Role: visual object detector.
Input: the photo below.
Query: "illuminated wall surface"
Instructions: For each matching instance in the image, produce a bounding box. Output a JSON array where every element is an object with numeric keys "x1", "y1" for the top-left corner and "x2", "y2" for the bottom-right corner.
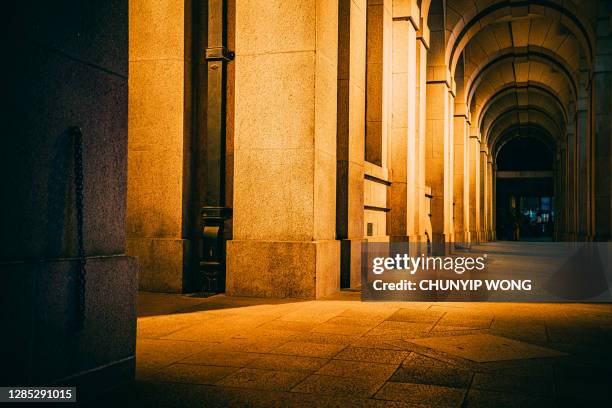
[{"x1": 2, "y1": 0, "x2": 612, "y2": 405}]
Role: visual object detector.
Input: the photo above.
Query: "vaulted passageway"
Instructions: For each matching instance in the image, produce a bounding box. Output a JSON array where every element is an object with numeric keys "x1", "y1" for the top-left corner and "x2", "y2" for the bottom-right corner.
[
  {"x1": 125, "y1": 0, "x2": 612, "y2": 297},
  {"x1": 6, "y1": 0, "x2": 612, "y2": 402}
]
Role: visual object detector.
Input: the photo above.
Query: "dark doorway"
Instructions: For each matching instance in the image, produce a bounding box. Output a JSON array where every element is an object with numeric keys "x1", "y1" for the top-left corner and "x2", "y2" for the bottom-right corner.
[{"x1": 495, "y1": 136, "x2": 555, "y2": 241}]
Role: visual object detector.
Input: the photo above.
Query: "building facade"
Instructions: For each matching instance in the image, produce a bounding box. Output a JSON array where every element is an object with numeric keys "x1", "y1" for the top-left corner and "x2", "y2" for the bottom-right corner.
[{"x1": 128, "y1": 0, "x2": 612, "y2": 298}]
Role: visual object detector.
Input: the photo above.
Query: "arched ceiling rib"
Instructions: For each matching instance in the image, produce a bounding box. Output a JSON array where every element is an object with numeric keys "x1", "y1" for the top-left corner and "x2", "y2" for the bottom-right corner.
[
  {"x1": 468, "y1": 58, "x2": 571, "y2": 111},
  {"x1": 444, "y1": 0, "x2": 595, "y2": 74},
  {"x1": 419, "y1": 0, "x2": 595, "y2": 155},
  {"x1": 460, "y1": 23, "x2": 580, "y2": 102},
  {"x1": 480, "y1": 88, "x2": 566, "y2": 136},
  {"x1": 462, "y1": 17, "x2": 581, "y2": 78},
  {"x1": 469, "y1": 58, "x2": 570, "y2": 131},
  {"x1": 486, "y1": 109, "x2": 560, "y2": 150}
]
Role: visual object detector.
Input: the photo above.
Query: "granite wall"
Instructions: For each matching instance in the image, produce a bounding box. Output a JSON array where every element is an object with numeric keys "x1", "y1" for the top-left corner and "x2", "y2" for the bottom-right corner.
[{"x1": 1, "y1": 0, "x2": 137, "y2": 397}]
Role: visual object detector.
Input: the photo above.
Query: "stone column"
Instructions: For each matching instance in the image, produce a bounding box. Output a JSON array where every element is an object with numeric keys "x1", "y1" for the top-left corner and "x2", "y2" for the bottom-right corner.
[
  {"x1": 593, "y1": 8, "x2": 612, "y2": 241},
  {"x1": 227, "y1": 0, "x2": 340, "y2": 299},
  {"x1": 337, "y1": 0, "x2": 366, "y2": 288},
  {"x1": 127, "y1": 0, "x2": 193, "y2": 292},
  {"x1": 447, "y1": 88, "x2": 455, "y2": 243},
  {"x1": 425, "y1": 78, "x2": 451, "y2": 250},
  {"x1": 479, "y1": 146, "x2": 488, "y2": 242},
  {"x1": 565, "y1": 127, "x2": 577, "y2": 240},
  {"x1": 3, "y1": 0, "x2": 137, "y2": 391},
  {"x1": 453, "y1": 113, "x2": 468, "y2": 243},
  {"x1": 366, "y1": 0, "x2": 392, "y2": 168},
  {"x1": 388, "y1": 1, "x2": 420, "y2": 247},
  {"x1": 468, "y1": 134, "x2": 481, "y2": 243},
  {"x1": 487, "y1": 158, "x2": 494, "y2": 241},
  {"x1": 424, "y1": 3, "x2": 452, "y2": 251},
  {"x1": 576, "y1": 95, "x2": 592, "y2": 241},
  {"x1": 416, "y1": 24, "x2": 430, "y2": 248},
  {"x1": 453, "y1": 55, "x2": 469, "y2": 245},
  {"x1": 556, "y1": 145, "x2": 566, "y2": 240},
  {"x1": 362, "y1": 0, "x2": 393, "y2": 241}
]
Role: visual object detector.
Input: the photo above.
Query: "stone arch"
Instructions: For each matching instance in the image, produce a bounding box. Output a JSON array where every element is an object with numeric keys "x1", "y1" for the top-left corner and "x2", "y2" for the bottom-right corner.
[
  {"x1": 464, "y1": 47, "x2": 579, "y2": 106},
  {"x1": 467, "y1": 59, "x2": 573, "y2": 121},
  {"x1": 446, "y1": 0, "x2": 595, "y2": 76},
  {"x1": 478, "y1": 85, "x2": 569, "y2": 133},
  {"x1": 487, "y1": 111, "x2": 561, "y2": 154},
  {"x1": 470, "y1": 77, "x2": 571, "y2": 131}
]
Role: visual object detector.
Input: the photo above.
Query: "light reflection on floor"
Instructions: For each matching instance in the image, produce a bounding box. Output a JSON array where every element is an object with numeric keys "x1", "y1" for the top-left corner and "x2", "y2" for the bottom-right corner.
[{"x1": 96, "y1": 242, "x2": 612, "y2": 407}]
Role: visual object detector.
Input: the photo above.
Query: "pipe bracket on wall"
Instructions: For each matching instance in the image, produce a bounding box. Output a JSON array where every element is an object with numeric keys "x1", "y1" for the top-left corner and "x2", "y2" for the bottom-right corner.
[{"x1": 205, "y1": 46, "x2": 234, "y2": 61}]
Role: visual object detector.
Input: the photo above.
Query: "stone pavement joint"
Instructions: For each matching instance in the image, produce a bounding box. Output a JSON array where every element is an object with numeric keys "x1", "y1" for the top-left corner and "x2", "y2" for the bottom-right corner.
[{"x1": 95, "y1": 284, "x2": 612, "y2": 406}]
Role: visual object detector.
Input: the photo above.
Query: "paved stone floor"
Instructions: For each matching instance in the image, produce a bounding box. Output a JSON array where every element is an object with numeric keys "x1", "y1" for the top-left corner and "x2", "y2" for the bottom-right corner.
[{"x1": 96, "y1": 243, "x2": 612, "y2": 407}]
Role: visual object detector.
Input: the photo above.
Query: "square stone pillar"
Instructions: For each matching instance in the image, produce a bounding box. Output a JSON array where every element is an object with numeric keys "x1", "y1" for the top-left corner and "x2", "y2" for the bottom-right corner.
[
  {"x1": 388, "y1": 2, "x2": 419, "y2": 246},
  {"x1": 565, "y1": 129, "x2": 577, "y2": 240},
  {"x1": 453, "y1": 113, "x2": 469, "y2": 243},
  {"x1": 337, "y1": 0, "x2": 366, "y2": 288},
  {"x1": 479, "y1": 148, "x2": 488, "y2": 241},
  {"x1": 363, "y1": 0, "x2": 392, "y2": 242},
  {"x1": 556, "y1": 146, "x2": 566, "y2": 240},
  {"x1": 446, "y1": 89, "x2": 455, "y2": 244},
  {"x1": 593, "y1": 63, "x2": 612, "y2": 240},
  {"x1": 487, "y1": 159, "x2": 494, "y2": 241},
  {"x1": 3, "y1": 0, "x2": 137, "y2": 393},
  {"x1": 416, "y1": 33, "x2": 429, "y2": 245},
  {"x1": 227, "y1": 0, "x2": 340, "y2": 299},
  {"x1": 127, "y1": 0, "x2": 193, "y2": 292},
  {"x1": 425, "y1": 78, "x2": 451, "y2": 249},
  {"x1": 576, "y1": 102, "x2": 592, "y2": 241},
  {"x1": 366, "y1": 0, "x2": 393, "y2": 168},
  {"x1": 468, "y1": 134, "x2": 481, "y2": 242},
  {"x1": 424, "y1": 3, "x2": 452, "y2": 251},
  {"x1": 592, "y1": 1, "x2": 612, "y2": 242}
]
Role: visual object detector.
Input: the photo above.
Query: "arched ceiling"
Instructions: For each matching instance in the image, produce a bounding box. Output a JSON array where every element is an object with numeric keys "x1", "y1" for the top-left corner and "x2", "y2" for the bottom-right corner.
[
  {"x1": 462, "y1": 19, "x2": 581, "y2": 103},
  {"x1": 463, "y1": 17, "x2": 581, "y2": 75},
  {"x1": 480, "y1": 87, "x2": 566, "y2": 135},
  {"x1": 487, "y1": 109, "x2": 560, "y2": 150},
  {"x1": 469, "y1": 59, "x2": 571, "y2": 125},
  {"x1": 445, "y1": 0, "x2": 595, "y2": 72},
  {"x1": 419, "y1": 0, "x2": 598, "y2": 155}
]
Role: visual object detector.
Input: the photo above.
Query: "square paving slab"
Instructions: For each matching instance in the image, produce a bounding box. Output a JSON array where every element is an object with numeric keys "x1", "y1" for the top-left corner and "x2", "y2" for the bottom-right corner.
[{"x1": 408, "y1": 334, "x2": 567, "y2": 362}]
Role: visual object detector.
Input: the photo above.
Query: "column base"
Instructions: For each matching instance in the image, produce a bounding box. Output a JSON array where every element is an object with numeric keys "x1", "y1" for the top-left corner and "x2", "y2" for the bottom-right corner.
[
  {"x1": 452, "y1": 231, "x2": 471, "y2": 249},
  {"x1": 0, "y1": 256, "x2": 138, "y2": 389},
  {"x1": 408, "y1": 235, "x2": 427, "y2": 256},
  {"x1": 469, "y1": 230, "x2": 480, "y2": 244},
  {"x1": 127, "y1": 237, "x2": 191, "y2": 293},
  {"x1": 227, "y1": 239, "x2": 340, "y2": 299},
  {"x1": 431, "y1": 233, "x2": 448, "y2": 255},
  {"x1": 462, "y1": 230, "x2": 472, "y2": 244},
  {"x1": 388, "y1": 235, "x2": 427, "y2": 257}
]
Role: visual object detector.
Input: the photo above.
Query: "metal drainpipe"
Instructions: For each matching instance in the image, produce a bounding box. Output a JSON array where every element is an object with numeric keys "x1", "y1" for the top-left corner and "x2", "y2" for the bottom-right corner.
[{"x1": 200, "y1": 0, "x2": 233, "y2": 292}]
